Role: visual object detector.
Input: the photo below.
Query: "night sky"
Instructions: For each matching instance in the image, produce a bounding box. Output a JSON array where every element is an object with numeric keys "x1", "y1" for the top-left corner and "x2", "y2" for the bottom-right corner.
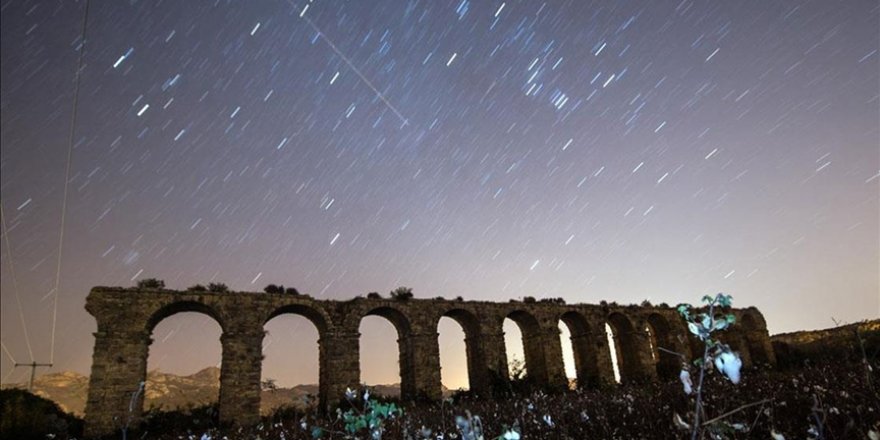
[{"x1": 1, "y1": 0, "x2": 878, "y2": 389}]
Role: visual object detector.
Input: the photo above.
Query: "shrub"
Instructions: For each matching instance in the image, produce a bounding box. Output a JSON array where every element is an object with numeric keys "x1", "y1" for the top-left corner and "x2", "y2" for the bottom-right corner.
[
  {"x1": 137, "y1": 403, "x2": 218, "y2": 437},
  {"x1": 0, "y1": 389, "x2": 83, "y2": 439},
  {"x1": 285, "y1": 287, "x2": 300, "y2": 295},
  {"x1": 186, "y1": 284, "x2": 207, "y2": 292},
  {"x1": 367, "y1": 292, "x2": 382, "y2": 299},
  {"x1": 523, "y1": 296, "x2": 536, "y2": 303},
  {"x1": 456, "y1": 296, "x2": 464, "y2": 301},
  {"x1": 264, "y1": 284, "x2": 282, "y2": 294},
  {"x1": 136, "y1": 278, "x2": 165, "y2": 289},
  {"x1": 207, "y1": 282, "x2": 229, "y2": 293},
  {"x1": 390, "y1": 286, "x2": 414, "y2": 301}
]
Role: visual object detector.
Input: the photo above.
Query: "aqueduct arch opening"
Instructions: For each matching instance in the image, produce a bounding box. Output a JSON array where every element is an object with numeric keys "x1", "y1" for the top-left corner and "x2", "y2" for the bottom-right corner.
[
  {"x1": 559, "y1": 311, "x2": 600, "y2": 388},
  {"x1": 606, "y1": 313, "x2": 652, "y2": 383},
  {"x1": 645, "y1": 313, "x2": 680, "y2": 380},
  {"x1": 440, "y1": 308, "x2": 484, "y2": 393},
  {"x1": 261, "y1": 305, "x2": 325, "y2": 412},
  {"x1": 83, "y1": 287, "x2": 775, "y2": 437},
  {"x1": 147, "y1": 311, "x2": 223, "y2": 412}
]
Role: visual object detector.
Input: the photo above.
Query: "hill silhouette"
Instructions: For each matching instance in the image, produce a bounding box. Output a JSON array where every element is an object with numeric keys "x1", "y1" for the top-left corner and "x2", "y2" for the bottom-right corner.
[{"x1": 1, "y1": 367, "x2": 451, "y2": 416}]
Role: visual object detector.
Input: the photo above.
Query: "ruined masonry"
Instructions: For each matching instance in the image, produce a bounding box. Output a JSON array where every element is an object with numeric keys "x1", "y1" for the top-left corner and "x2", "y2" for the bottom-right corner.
[{"x1": 83, "y1": 287, "x2": 775, "y2": 437}]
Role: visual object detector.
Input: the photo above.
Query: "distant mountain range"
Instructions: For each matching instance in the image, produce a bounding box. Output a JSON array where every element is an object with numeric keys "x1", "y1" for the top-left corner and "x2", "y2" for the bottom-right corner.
[{"x1": 1, "y1": 367, "x2": 443, "y2": 417}]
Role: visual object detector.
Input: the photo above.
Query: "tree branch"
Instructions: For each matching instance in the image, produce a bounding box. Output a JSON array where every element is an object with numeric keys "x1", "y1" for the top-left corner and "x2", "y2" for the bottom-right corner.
[{"x1": 702, "y1": 399, "x2": 773, "y2": 427}]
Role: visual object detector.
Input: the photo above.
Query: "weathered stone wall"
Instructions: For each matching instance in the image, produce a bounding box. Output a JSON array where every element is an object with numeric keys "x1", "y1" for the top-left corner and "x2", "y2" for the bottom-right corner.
[
  {"x1": 83, "y1": 287, "x2": 775, "y2": 437},
  {"x1": 771, "y1": 320, "x2": 879, "y2": 369}
]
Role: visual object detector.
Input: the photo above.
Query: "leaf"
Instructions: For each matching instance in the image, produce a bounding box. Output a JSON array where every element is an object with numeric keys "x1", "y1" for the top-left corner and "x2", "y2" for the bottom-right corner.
[
  {"x1": 702, "y1": 295, "x2": 714, "y2": 304},
  {"x1": 677, "y1": 304, "x2": 691, "y2": 318},
  {"x1": 701, "y1": 315, "x2": 712, "y2": 330},
  {"x1": 311, "y1": 427, "x2": 324, "y2": 439},
  {"x1": 714, "y1": 320, "x2": 728, "y2": 331},
  {"x1": 688, "y1": 322, "x2": 700, "y2": 336},
  {"x1": 726, "y1": 314, "x2": 736, "y2": 324}
]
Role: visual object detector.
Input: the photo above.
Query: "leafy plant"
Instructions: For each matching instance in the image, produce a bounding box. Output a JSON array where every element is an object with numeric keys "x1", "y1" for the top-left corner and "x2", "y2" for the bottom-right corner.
[
  {"x1": 187, "y1": 284, "x2": 207, "y2": 292},
  {"x1": 264, "y1": 284, "x2": 282, "y2": 294},
  {"x1": 136, "y1": 278, "x2": 165, "y2": 289},
  {"x1": 315, "y1": 388, "x2": 402, "y2": 439},
  {"x1": 285, "y1": 287, "x2": 300, "y2": 295},
  {"x1": 367, "y1": 292, "x2": 382, "y2": 299},
  {"x1": 676, "y1": 293, "x2": 743, "y2": 440}
]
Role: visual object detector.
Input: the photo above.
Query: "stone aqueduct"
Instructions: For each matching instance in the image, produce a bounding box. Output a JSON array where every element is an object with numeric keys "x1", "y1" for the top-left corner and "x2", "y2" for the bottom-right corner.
[{"x1": 83, "y1": 287, "x2": 776, "y2": 437}]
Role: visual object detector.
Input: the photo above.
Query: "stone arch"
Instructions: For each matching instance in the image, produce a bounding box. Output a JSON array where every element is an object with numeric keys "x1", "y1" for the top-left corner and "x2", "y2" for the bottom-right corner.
[
  {"x1": 146, "y1": 300, "x2": 227, "y2": 334},
  {"x1": 646, "y1": 313, "x2": 679, "y2": 379},
  {"x1": 606, "y1": 313, "x2": 648, "y2": 383},
  {"x1": 361, "y1": 306, "x2": 415, "y2": 398},
  {"x1": 440, "y1": 308, "x2": 486, "y2": 393},
  {"x1": 559, "y1": 311, "x2": 600, "y2": 388},
  {"x1": 265, "y1": 303, "x2": 330, "y2": 335},
  {"x1": 504, "y1": 310, "x2": 549, "y2": 383}
]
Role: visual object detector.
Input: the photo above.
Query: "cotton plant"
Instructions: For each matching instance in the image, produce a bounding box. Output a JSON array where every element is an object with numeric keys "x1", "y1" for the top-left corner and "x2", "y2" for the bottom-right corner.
[
  {"x1": 676, "y1": 293, "x2": 744, "y2": 440},
  {"x1": 455, "y1": 412, "x2": 485, "y2": 440},
  {"x1": 311, "y1": 387, "x2": 402, "y2": 439}
]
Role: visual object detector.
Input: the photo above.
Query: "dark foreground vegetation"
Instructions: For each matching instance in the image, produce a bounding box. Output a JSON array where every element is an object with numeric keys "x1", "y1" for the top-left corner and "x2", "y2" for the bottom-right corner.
[
  {"x1": 5, "y1": 358, "x2": 876, "y2": 440},
  {"x1": 0, "y1": 388, "x2": 83, "y2": 440}
]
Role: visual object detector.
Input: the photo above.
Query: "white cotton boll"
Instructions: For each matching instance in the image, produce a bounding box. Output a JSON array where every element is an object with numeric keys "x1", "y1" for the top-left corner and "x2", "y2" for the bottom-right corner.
[
  {"x1": 770, "y1": 429, "x2": 786, "y2": 440},
  {"x1": 673, "y1": 413, "x2": 691, "y2": 430},
  {"x1": 714, "y1": 350, "x2": 742, "y2": 384},
  {"x1": 679, "y1": 369, "x2": 693, "y2": 395},
  {"x1": 502, "y1": 429, "x2": 521, "y2": 440}
]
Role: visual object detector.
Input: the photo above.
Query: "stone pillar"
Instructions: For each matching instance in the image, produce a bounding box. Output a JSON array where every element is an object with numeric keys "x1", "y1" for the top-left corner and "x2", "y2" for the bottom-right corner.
[
  {"x1": 408, "y1": 332, "x2": 443, "y2": 400},
  {"x1": 319, "y1": 331, "x2": 360, "y2": 411},
  {"x1": 218, "y1": 330, "x2": 264, "y2": 427},
  {"x1": 590, "y1": 319, "x2": 617, "y2": 384},
  {"x1": 569, "y1": 332, "x2": 600, "y2": 388},
  {"x1": 532, "y1": 323, "x2": 568, "y2": 389},
  {"x1": 83, "y1": 329, "x2": 150, "y2": 438},
  {"x1": 398, "y1": 335, "x2": 416, "y2": 400},
  {"x1": 629, "y1": 326, "x2": 658, "y2": 382},
  {"x1": 744, "y1": 329, "x2": 776, "y2": 367},
  {"x1": 521, "y1": 331, "x2": 547, "y2": 383},
  {"x1": 464, "y1": 335, "x2": 490, "y2": 395},
  {"x1": 481, "y1": 328, "x2": 508, "y2": 382}
]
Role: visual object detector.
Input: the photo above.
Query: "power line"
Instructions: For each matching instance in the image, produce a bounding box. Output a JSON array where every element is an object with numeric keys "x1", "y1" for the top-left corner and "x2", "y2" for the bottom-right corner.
[
  {"x1": 50, "y1": 0, "x2": 90, "y2": 365},
  {"x1": 1, "y1": 339, "x2": 17, "y2": 365},
  {"x1": 0, "y1": 203, "x2": 35, "y2": 362}
]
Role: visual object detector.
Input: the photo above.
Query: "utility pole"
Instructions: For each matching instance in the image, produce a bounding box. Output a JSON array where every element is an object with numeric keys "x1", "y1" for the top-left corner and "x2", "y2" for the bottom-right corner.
[{"x1": 14, "y1": 361, "x2": 52, "y2": 391}]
